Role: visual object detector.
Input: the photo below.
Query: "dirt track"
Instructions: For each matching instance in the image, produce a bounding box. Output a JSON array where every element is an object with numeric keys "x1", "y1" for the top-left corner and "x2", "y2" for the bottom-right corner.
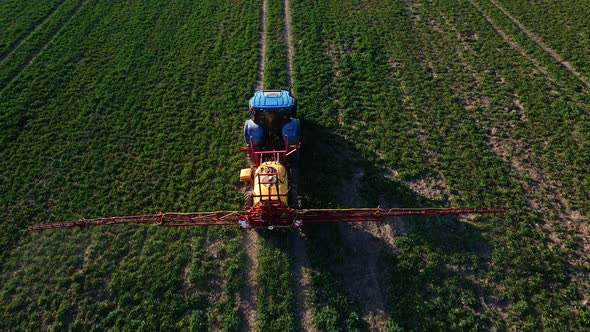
[{"x1": 239, "y1": 0, "x2": 269, "y2": 328}]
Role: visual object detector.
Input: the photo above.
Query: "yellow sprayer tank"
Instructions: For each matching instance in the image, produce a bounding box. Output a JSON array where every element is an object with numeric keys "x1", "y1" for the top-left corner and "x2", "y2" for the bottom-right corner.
[{"x1": 252, "y1": 161, "x2": 288, "y2": 206}]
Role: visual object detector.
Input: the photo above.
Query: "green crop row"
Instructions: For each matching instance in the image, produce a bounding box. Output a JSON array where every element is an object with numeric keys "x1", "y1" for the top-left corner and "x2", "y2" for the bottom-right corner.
[
  {"x1": 0, "y1": 0, "x2": 261, "y2": 330},
  {"x1": 415, "y1": 1, "x2": 590, "y2": 328},
  {"x1": 290, "y1": 0, "x2": 370, "y2": 330},
  {"x1": 255, "y1": 234, "x2": 297, "y2": 331},
  {"x1": 263, "y1": 0, "x2": 289, "y2": 89},
  {"x1": 0, "y1": 0, "x2": 64, "y2": 56},
  {"x1": 470, "y1": 0, "x2": 590, "y2": 216}
]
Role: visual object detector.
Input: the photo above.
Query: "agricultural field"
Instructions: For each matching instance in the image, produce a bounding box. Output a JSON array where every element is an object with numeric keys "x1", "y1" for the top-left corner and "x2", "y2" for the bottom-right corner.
[
  {"x1": 1, "y1": 0, "x2": 589, "y2": 331},
  {"x1": 1, "y1": 0, "x2": 259, "y2": 330}
]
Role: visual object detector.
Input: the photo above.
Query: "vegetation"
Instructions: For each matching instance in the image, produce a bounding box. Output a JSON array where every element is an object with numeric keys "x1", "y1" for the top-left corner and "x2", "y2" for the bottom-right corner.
[
  {"x1": 1, "y1": 0, "x2": 588, "y2": 330},
  {"x1": 256, "y1": 235, "x2": 296, "y2": 331},
  {"x1": 291, "y1": 0, "x2": 589, "y2": 330},
  {"x1": 0, "y1": 0, "x2": 259, "y2": 329},
  {"x1": 497, "y1": 0, "x2": 590, "y2": 79},
  {"x1": 0, "y1": 0, "x2": 86, "y2": 90},
  {"x1": 255, "y1": 1, "x2": 298, "y2": 331},
  {"x1": 0, "y1": 0, "x2": 64, "y2": 55},
  {"x1": 263, "y1": 0, "x2": 289, "y2": 89}
]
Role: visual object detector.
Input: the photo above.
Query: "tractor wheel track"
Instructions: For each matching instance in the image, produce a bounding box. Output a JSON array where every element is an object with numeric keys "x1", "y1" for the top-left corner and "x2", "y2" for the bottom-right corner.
[
  {"x1": 283, "y1": 0, "x2": 315, "y2": 330},
  {"x1": 256, "y1": 0, "x2": 268, "y2": 90},
  {"x1": 284, "y1": 0, "x2": 295, "y2": 87},
  {"x1": 239, "y1": 0, "x2": 268, "y2": 329},
  {"x1": 239, "y1": 230, "x2": 260, "y2": 331},
  {"x1": 0, "y1": 0, "x2": 67, "y2": 63}
]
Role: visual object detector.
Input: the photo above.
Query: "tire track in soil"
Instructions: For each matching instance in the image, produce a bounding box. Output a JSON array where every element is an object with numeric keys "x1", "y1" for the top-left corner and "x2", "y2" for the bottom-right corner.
[
  {"x1": 256, "y1": 0, "x2": 268, "y2": 90},
  {"x1": 239, "y1": 230, "x2": 259, "y2": 332},
  {"x1": 283, "y1": 0, "x2": 315, "y2": 330},
  {"x1": 291, "y1": 231, "x2": 315, "y2": 331},
  {"x1": 284, "y1": 0, "x2": 294, "y2": 87},
  {"x1": 0, "y1": 0, "x2": 67, "y2": 63},
  {"x1": 2, "y1": 0, "x2": 89, "y2": 91},
  {"x1": 487, "y1": 0, "x2": 590, "y2": 89},
  {"x1": 336, "y1": 168, "x2": 395, "y2": 331},
  {"x1": 239, "y1": 0, "x2": 268, "y2": 329}
]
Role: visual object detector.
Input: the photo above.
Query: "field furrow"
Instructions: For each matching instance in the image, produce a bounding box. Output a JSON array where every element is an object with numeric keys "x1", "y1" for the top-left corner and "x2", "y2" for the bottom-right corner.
[
  {"x1": 496, "y1": 0, "x2": 590, "y2": 80},
  {"x1": 0, "y1": 0, "x2": 64, "y2": 55},
  {"x1": 256, "y1": 0, "x2": 268, "y2": 90},
  {"x1": 239, "y1": 231, "x2": 259, "y2": 331}
]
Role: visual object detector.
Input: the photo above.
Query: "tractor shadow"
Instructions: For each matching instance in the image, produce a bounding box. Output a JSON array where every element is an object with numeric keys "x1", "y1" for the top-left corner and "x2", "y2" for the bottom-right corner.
[{"x1": 296, "y1": 121, "x2": 493, "y2": 330}]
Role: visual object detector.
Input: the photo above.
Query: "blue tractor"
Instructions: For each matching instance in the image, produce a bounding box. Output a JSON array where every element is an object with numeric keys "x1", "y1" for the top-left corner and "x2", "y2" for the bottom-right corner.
[
  {"x1": 243, "y1": 89, "x2": 301, "y2": 207},
  {"x1": 243, "y1": 90, "x2": 300, "y2": 151}
]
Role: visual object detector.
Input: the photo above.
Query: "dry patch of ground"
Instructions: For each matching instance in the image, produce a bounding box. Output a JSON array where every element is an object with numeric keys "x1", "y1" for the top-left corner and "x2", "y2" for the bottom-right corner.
[{"x1": 238, "y1": 231, "x2": 259, "y2": 332}]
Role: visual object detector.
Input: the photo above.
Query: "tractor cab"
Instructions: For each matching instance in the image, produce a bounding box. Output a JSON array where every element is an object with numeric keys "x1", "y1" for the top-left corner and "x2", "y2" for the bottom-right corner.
[
  {"x1": 244, "y1": 90, "x2": 299, "y2": 150},
  {"x1": 249, "y1": 90, "x2": 296, "y2": 129}
]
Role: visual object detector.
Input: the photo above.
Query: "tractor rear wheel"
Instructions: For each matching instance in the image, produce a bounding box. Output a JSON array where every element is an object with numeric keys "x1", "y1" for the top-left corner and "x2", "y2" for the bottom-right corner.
[
  {"x1": 288, "y1": 163, "x2": 300, "y2": 209},
  {"x1": 244, "y1": 184, "x2": 253, "y2": 209}
]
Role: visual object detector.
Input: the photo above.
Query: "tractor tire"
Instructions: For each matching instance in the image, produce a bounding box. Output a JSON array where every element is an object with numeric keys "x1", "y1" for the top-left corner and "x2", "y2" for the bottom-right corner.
[
  {"x1": 244, "y1": 185, "x2": 253, "y2": 209},
  {"x1": 288, "y1": 164, "x2": 300, "y2": 209},
  {"x1": 245, "y1": 154, "x2": 255, "y2": 167},
  {"x1": 287, "y1": 149, "x2": 300, "y2": 166}
]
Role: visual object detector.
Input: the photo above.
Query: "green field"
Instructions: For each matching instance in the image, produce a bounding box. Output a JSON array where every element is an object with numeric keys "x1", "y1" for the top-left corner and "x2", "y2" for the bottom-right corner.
[{"x1": 1, "y1": 0, "x2": 589, "y2": 330}]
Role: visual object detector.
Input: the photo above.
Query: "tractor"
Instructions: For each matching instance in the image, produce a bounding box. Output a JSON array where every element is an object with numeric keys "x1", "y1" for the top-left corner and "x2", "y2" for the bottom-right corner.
[
  {"x1": 241, "y1": 90, "x2": 302, "y2": 226},
  {"x1": 27, "y1": 90, "x2": 506, "y2": 231}
]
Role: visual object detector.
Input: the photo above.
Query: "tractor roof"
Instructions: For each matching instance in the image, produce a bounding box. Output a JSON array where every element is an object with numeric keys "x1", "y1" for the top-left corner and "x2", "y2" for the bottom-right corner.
[{"x1": 250, "y1": 90, "x2": 295, "y2": 110}]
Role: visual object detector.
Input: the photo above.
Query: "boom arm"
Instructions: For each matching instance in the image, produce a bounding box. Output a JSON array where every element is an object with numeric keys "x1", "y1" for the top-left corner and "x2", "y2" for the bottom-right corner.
[
  {"x1": 297, "y1": 207, "x2": 508, "y2": 223},
  {"x1": 26, "y1": 207, "x2": 507, "y2": 231}
]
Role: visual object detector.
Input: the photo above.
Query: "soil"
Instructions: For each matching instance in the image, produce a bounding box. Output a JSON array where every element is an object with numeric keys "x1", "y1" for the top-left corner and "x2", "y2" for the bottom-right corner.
[
  {"x1": 283, "y1": 1, "x2": 315, "y2": 329},
  {"x1": 336, "y1": 221, "x2": 394, "y2": 331},
  {"x1": 284, "y1": 0, "x2": 295, "y2": 87},
  {"x1": 333, "y1": 167, "x2": 395, "y2": 331},
  {"x1": 291, "y1": 230, "x2": 315, "y2": 331},
  {"x1": 238, "y1": 0, "x2": 268, "y2": 327},
  {"x1": 238, "y1": 231, "x2": 260, "y2": 332},
  {"x1": 438, "y1": 0, "x2": 590, "y2": 307},
  {"x1": 256, "y1": 0, "x2": 268, "y2": 90}
]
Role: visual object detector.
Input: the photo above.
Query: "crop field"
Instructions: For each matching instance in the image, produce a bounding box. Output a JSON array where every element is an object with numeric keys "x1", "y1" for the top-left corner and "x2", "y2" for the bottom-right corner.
[{"x1": 1, "y1": 0, "x2": 589, "y2": 331}]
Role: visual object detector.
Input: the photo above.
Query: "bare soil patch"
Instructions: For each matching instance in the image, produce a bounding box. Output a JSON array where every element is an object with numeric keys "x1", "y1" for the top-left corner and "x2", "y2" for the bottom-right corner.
[
  {"x1": 333, "y1": 166, "x2": 395, "y2": 331},
  {"x1": 336, "y1": 222, "x2": 393, "y2": 331},
  {"x1": 291, "y1": 230, "x2": 315, "y2": 331},
  {"x1": 238, "y1": 231, "x2": 259, "y2": 331},
  {"x1": 256, "y1": 0, "x2": 268, "y2": 90},
  {"x1": 284, "y1": 0, "x2": 295, "y2": 87}
]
